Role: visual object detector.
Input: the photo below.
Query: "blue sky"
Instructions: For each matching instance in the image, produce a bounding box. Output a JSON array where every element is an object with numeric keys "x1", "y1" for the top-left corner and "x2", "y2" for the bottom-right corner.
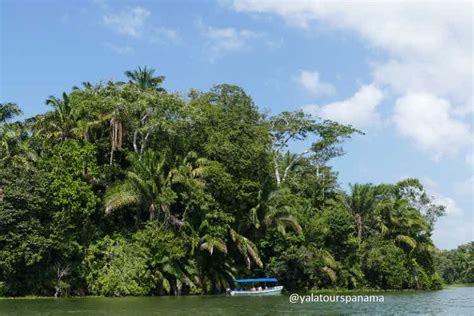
[{"x1": 1, "y1": 0, "x2": 472, "y2": 249}]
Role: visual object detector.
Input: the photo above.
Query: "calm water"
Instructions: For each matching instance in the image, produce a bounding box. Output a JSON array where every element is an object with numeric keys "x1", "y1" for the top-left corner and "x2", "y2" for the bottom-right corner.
[{"x1": 0, "y1": 287, "x2": 472, "y2": 315}]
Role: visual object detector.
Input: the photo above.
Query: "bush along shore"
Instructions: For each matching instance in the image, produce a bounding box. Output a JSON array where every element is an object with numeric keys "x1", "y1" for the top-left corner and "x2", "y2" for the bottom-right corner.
[{"x1": 1, "y1": 67, "x2": 470, "y2": 297}]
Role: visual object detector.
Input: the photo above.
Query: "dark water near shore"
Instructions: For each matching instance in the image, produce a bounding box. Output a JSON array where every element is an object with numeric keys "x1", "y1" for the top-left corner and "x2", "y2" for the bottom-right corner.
[{"x1": 0, "y1": 287, "x2": 472, "y2": 315}]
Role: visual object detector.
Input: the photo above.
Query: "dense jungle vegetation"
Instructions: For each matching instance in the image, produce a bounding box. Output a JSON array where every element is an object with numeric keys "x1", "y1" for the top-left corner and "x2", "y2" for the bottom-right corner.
[
  {"x1": 0, "y1": 67, "x2": 462, "y2": 297},
  {"x1": 436, "y1": 242, "x2": 474, "y2": 285}
]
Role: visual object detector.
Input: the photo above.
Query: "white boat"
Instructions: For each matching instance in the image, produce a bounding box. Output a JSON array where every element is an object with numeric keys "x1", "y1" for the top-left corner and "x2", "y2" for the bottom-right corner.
[
  {"x1": 229, "y1": 285, "x2": 284, "y2": 296},
  {"x1": 227, "y1": 278, "x2": 283, "y2": 296}
]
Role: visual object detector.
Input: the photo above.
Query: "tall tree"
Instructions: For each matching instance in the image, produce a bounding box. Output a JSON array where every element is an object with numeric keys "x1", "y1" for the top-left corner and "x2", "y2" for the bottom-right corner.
[
  {"x1": 33, "y1": 92, "x2": 77, "y2": 142},
  {"x1": 339, "y1": 184, "x2": 378, "y2": 252},
  {"x1": 270, "y1": 111, "x2": 360, "y2": 186},
  {"x1": 125, "y1": 66, "x2": 166, "y2": 91}
]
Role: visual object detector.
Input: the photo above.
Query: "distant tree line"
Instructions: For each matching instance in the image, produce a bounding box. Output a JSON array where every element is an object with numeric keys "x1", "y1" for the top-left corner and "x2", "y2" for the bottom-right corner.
[{"x1": 436, "y1": 242, "x2": 474, "y2": 284}]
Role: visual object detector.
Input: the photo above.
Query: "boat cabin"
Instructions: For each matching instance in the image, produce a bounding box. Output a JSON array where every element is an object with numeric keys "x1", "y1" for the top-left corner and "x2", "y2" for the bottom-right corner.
[{"x1": 227, "y1": 278, "x2": 283, "y2": 296}]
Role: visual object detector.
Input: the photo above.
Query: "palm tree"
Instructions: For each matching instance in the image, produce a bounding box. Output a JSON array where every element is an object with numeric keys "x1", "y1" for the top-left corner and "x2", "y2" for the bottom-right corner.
[
  {"x1": 0, "y1": 123, "x2": 36, "y2": 169},
  {"x1": 380, "y1": 197, "x2": 432, "y2": 253},
  {"x1": 381, "y1": 198, "x2": 434, "y2": 289},
  {"x1": 197, "y1": 251, "x2": 236, "y2": 293},
  {"x1": 0, "y1": 104, "x2": 36, "y2": 169},
  {"x1": 263, "y1": 188, "x2": 303, "y2": 235},
  {"x1": 199, "y1": 234, "x2": 228, "y2": 256},
  {"x1": 153, "y1": 257, "x2": 198, "y2": 295},
  {"x1": 246, "y1": 184, "x2": 302, "y2": 236},
  {"x1": 306, "y1": 246, "x2": 338, "y2": 285},
  {"x1": 193, "y1": 230, "x2": 235, "y2": 293},
  {"x1": 134, "y1": 225, "x2": 198, "y2": 295},
  {"x1": 105, "y1": 150, "x2": 207, "y2": 226},
  {"x1": 0, "y1": 103, "x2": 22, "y2": 158},
  {"x1": 197, "y1": 210, "x2": 262, "y2": 291},
  {"x1": 229, "y1": 228, "x2": 263, "y2": 269},
  {"x1": 34, "y1": 92, "x2": 77, "y2": 142},
  {"x1": 124, "y1": 66, "x2": 165, "y2": 91},
  {"x1": 197, "y1": 229, "x2": 262, "y2": 291},
  {"x1": 70, "y1": 82, "x2": 127, "y2": 164},
  {"x1": 339, "y1": 184, "x2": 378, "y2": 251},
  {"x1": 72, "y1": 81, "x2": 100, "y2": 92},
  {"x1": 105, "y1": 150, "x2": 174, "y2": 223}
]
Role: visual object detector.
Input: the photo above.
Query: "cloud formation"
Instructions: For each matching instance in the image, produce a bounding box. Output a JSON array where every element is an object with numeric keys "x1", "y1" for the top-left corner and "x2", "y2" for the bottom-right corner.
[
  {"x1": 232, "y1": 1, "x2": 472, "y2": 104},
  {"x1": 103, "y1": 6, "x2": 151, "y2": 38},
  {"x1": 296, "y1": 70, "x2": 335, "y2": 96},
  {"x1": 303, "y1": 85, "x2": 383, "y2": 128},
  {"x1": 393, "y1": 94, "x2": 472, "y2": 160},
  {"x1": 100, "y1": 4, "x2": 180, "y2": 47},
  {"x1": 198, "y1": 21, "x2": 261, "y2": 58},
  {"x1": 232, "y1": 0, "x2": 473, "y2": 160}
]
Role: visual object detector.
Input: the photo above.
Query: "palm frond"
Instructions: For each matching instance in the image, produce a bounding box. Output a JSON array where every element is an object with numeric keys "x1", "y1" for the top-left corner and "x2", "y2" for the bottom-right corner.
[
  {"x1": 105, "y1": 187, "x2": 140, "y2": 214},
  {"x1": 396, "y1": 235, "x2": 417, "y2": 250},
  {"x1": 322, "y1": 267, "x2": 337, "y2": 283}
]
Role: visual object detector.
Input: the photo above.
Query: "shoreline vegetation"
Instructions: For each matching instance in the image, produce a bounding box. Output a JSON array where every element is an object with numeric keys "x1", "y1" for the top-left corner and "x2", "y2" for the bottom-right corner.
[{"x1": 1, "y1": 67, "x2": 473, "y2": 298}]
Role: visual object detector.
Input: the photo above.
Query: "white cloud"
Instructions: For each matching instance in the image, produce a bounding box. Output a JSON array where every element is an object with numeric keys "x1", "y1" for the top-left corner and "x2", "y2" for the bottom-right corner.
[
  {"x1": 303, "y1": 84, "x2": 383, "y2": 128},
  {"x1": 296, "y1": 70, "x2": 335, "y2": 96},
  {"x1": 100, "y1": 5, "x2": 180, "y2": 47},
  {"x1": 232, "y1": 0, "x2": 474, "y2": 160},
  {"x1": 204, "y1": 25, "x2": 261, "y2": 53},
  {"x1": 433, "y1": 195, "x2": 463, "y2": 217},
  {"x1": 196, "y1": 19, "x2": 262, "y2": 59},
  {"x1": 232, "y1": 1, "x2": 473, "y2": 112},
  {"x1": 103, "y1": 42, "x2": 134, "y2": 55},
  {"x1": 149, "y1": 27, "x2": 181, "y2": 45},
  {"x1": 393, "y1": 93, "x2": 472, "y2": 160},
  {"x1": 103, "y1": 6, "x2": 151, "y2": 38}
]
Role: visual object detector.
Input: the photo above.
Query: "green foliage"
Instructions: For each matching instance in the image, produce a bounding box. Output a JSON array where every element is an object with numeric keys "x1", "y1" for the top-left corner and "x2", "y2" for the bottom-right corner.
[
  {"x1": 0, "y1": 165, "x2": 51, "y2": 296},
  {"x1": 307, "y1": 204, "x2": 357, "y2": 260},
  {"x1": 124, "y1": 66, "x2": 166, "y2": 91},
  {"x1": 0, "y1": 67, "x2": 450, "y2": 296},
  {"x1": 84, "y1": 235, "x2": 152, "y2": 296},
  {"x1": 0, "y1": 103, "x2": 22, "y2": 123},
  {"x1": 436, "y1": 242, "x2": 474, "y2": 284},
  {"x1": 133, "y1": 224, "x2": 197, "y2": 295},
  {"x1": 363, "y1": 240, "x2": 409, "y2": 290},
  {"x1": 42, "y1": 140, "x2": 99, "y2": 216}
]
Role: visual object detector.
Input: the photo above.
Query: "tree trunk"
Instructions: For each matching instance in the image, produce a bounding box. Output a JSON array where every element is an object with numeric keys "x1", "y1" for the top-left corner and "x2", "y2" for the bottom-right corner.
[
  {"x1": 133, "y1": 130, "x2": 139, "y2": 156},
  {"x1": 161, "y1": 203, "x2": 171, "y2": 225},
  {"x1": 355, "y1": 213, "x2": 363, "y2": 266},
  {"x1": 273, "y1": 157, "x2": 281, "y2": 187},
  {"x1": 355, "y1": 213, "x2": 362, "y2": 248},
  {"x1": 149, "y1": 204, "x2": 156, "y2": 221},
  {"x1": 109, "y1": 146, "x2": 114, "y2": 165}
]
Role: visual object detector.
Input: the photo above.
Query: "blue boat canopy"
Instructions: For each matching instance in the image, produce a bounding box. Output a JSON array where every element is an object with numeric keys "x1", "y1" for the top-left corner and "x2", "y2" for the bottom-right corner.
[{"x1": 233, "y1": 278, "x2": 278, "y2": 283}]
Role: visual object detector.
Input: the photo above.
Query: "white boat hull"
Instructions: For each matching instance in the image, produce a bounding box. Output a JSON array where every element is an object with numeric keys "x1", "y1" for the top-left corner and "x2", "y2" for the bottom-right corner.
[{"x1": 229, "y1": 285, "x2": 283, "y2": 296}]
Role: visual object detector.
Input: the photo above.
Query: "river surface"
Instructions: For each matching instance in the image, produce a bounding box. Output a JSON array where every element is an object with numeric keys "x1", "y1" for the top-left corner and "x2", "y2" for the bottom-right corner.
[{"x1": 0, "y1": 287, "x2": 472, "y2": 315}]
